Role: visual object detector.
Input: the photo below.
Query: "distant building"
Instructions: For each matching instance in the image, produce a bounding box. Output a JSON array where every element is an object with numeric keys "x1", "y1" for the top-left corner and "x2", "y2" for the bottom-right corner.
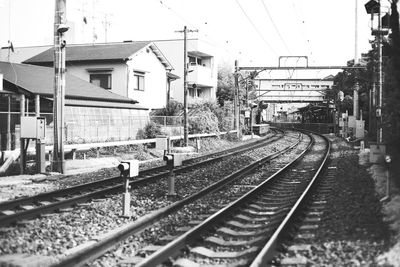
[
  {"x1": 154, "y1": 38, "x2": 218, "y2": 103},
  {"x1": 23, "y1": 41, "x2": 178, "y2": 110},
  {"x1": 0, "y1": 61, "x2": 149, "y2": 150}
]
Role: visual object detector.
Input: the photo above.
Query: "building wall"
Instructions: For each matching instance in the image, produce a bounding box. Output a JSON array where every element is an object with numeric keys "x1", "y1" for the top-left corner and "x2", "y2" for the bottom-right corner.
[
  {"x1": 127, "y1": 48, "x2": 168, "y2": 109},
  {"x1": 64, "y1": 106, "x2": 149, "y2": 143},
  {"x1": 66, "y1": 62, "x2": 128, "y2": 98},
  {"x1": 155, "y1": 39, "x2": 218, "y2": 103}
]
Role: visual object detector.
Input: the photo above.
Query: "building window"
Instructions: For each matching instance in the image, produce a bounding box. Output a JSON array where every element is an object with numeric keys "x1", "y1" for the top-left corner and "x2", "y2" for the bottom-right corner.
[
  {"x1": 188, "y1": 55, "x2": 202, "y2": 66},
  {"x1": 134, "y1": 71, "x2": 145, "y2": 91},
  {"x1": 90, "y1": 73, "x2": 112, "y2": 89}
]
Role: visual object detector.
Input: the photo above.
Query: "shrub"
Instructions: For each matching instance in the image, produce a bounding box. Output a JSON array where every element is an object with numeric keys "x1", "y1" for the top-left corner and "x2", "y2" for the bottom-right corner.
[{"x1": 138, "y1": 121, "x2": 163, "y2": 139}]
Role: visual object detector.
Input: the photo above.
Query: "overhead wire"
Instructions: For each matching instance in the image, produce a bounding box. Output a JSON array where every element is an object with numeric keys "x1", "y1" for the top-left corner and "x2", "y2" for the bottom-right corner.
[
  {"x1": 234, "y1": 0, "x2": 278, "y2": 56},
  {"x1": 157, "y1": 0, "x2": 240, "y2": 59},
  {"x1": 259, "y1": 0, "x2": 292, "y2": 55},
  {"x1": 291, "y1": 0, "x2": 313, "y2": 62}
]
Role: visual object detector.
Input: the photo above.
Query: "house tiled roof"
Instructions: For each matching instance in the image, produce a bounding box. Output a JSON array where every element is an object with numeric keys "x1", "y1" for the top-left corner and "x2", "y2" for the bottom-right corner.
[
  {"x1": 0, "y1": 61, "x2": 147, "y2": 109},
  {"x1": 24, "y1": 42, "x2": 151, "y2": 63}
]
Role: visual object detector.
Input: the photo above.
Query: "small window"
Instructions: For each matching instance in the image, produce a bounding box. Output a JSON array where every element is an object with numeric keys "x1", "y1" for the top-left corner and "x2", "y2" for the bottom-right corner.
[
  {"x1": 189, "y1": 56, "x2": 196, "y2": 65},
  {"x1": 90, "y1": 73, "x2": 111, "y2": 89},
  {"x1": 134, "y1": 72, "x2": 145, "y2": 91}
]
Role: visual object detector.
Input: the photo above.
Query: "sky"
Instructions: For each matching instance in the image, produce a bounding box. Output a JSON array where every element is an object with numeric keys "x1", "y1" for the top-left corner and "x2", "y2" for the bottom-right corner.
[{"x1": 0, "y1": 0, "x2": 393, "y2": 78}]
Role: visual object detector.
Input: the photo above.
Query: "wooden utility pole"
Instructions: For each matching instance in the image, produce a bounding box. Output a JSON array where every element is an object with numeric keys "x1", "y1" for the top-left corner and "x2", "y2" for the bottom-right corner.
[
  {"x1": 53, "y1": 0, "x2": 67, "y2": 173},
  {"x1": 175, "y1": 26, "x2": 198, "y2": 146}
]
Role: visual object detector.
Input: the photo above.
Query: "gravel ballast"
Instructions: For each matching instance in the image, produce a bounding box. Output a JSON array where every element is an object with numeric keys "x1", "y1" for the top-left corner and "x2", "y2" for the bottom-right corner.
[{"x1": 0, "y1": 132, "x2": 298, "y2": 260}]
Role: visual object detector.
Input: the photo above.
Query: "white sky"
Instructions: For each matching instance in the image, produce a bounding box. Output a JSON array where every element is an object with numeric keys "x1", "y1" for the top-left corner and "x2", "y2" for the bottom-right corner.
[{"x1": 0, "y1": 0, "x2": 393, "y2": 76}]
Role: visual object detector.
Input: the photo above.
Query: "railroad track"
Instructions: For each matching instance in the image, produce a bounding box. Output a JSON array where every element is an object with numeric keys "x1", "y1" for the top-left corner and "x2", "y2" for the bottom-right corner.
[
  {"x1": 0, "y1": 129, "x2": 287, "y2": 227},
  {"x1": 132, "y1": 132, "x2": 330, "y2": 267},
  {"x1": 51, "y1": 130, "x2": 311, "y2": 267}
]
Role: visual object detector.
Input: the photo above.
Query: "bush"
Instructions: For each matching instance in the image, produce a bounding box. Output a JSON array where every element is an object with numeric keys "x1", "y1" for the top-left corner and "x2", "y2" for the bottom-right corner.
[
  {"x1": 189, "y1": 99, "x2": 234, "y2": 132},
  {"x1": 137, "y1": 121, "x2": 163, "y2": 139},
  {"x1": 151, "y1": 100, "x2": 183, "y2": 116}
]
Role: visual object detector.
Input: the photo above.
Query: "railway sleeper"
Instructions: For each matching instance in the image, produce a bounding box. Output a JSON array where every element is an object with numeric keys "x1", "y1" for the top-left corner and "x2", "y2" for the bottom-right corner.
[
  {"x1": 173, "y1": 257, "x2": 249, "y2": 267},
  {"x1": 190, "y1": 245, "x2": 259, "y2": 259},
  {"x1": 216, "y1": 226, "x2": 273, "y2": 238},
  {"x1": 204, "y1": 235, "x2": 265, "y2": 247}
]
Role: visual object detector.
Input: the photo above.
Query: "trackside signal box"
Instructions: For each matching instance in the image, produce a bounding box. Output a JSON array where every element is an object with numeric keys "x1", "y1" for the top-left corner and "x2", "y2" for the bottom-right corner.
[
  {"x1": 164, "y1": 153, "x2": 183, "y2": 168},
  {"x1": 156, "y1": 135, "x2": 169, "y2": 151},
  {"x1": 20, "y1": 116, "x2": 46, "y2": 174},
  {"x1": 118, "y1": 160, "x2": 139, "y2": 178},
  {"x1": 21, "y1": 117, "x2": 46, "y2": 140}
]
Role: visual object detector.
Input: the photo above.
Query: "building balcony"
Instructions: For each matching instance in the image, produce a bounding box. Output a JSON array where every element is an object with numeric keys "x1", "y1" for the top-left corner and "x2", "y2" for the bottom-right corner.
[{"x1": 187, "y1": 65, "x2": 214, "y2": 87}]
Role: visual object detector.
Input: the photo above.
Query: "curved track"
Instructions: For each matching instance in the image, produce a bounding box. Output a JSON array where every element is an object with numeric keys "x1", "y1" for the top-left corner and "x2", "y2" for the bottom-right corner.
[
  {"x1": 133, "y1": 131, "x2": 330, "y2": 267},
  {"x1": 52, "y1": 130, "x2": 316, "y2": 267}
]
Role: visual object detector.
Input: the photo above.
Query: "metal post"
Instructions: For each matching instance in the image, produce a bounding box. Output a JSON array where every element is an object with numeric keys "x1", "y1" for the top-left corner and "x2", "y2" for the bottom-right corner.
[
  {"x1": 52, "y1": 0, "x2": 67, "y2": 173},
  {"x1": 353, "y1": 82, "x2": 359, "y2": 119},
  {"x1": 122, "y1": 176, "x2": 131, "y2": 217},
  {"x1": 35, "y1": 94, "x2": 40, "y2": 117},
  {"x1": 234, "y1": 60, "x2": 240, "y2": 138},
  {"x1": 183, "y1": 26, "x2": 189, "y2": 147},
  {"x1": 6, "y1": 95, "x2": 11, "y2": 150},
  {"x1": 19, "y1": 94, "x2": 25, "y2": 174}
]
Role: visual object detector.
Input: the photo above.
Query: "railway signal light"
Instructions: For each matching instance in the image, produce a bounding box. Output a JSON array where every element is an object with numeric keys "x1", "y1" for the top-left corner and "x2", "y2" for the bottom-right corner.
[{"x1": 117, "y1": 160, "x2": 139, "y2": 218}]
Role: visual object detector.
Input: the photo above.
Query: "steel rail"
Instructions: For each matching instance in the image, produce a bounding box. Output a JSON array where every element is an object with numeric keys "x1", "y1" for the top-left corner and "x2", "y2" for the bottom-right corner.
[
  {"x1": 51, "y1": 133, "x2": 303, "y2": 267},
  {"x1": 133, "y1": 132, "x2": 315, "y2": 267},
  {"x1": 250, "y1": 131, "x2": 330, "y2": 267},
  {"x1": 0, "y1": 129, "x2": 281, "y2": 212},
  {"x1": 0, "y1": 130, "x2": 285, "y2": 226}
]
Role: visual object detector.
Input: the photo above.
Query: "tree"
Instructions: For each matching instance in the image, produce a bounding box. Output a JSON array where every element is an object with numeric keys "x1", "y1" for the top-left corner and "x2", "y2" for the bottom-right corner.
[
  {"x1": 216, "y1": 64, "x2": 235, "y2": 106},
  {"x1": 217, "y1": 63, "x2": 257, "y2": 106}
]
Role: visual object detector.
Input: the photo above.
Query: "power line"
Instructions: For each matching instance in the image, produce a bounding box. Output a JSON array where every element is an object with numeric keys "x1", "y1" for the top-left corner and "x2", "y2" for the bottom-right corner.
[
  {"x1": 157, "y1": 0, "x2": 239, "y2": 58},
  {"x1": 234, "y1": 0, "x2": 278, "y2": 56},
  {"x1": 291, "y1": 0, "x2": 313, "y2": 61},
  {"x1": 259, "y1": 0, "x2": 292, "y2": 55}
]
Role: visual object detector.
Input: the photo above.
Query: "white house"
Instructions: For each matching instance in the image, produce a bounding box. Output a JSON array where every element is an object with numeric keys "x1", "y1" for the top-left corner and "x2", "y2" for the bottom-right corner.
[
  {"x1": 24, "y1": 41, "x2": 177, "y2": 110},
  {"x1": 154, "y1": 38, "x2": 218, "y2": 103}
]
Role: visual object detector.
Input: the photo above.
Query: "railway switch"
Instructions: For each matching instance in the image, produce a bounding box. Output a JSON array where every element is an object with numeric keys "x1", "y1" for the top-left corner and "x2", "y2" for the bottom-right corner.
[{"x1": 117, "y1": 160, "x2": 139, "y2": 218}]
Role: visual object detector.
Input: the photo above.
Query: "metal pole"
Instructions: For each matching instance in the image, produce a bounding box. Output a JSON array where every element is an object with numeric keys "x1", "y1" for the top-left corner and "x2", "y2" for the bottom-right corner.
[
  {"x1": 377, "y1": 0, "x2": 383, "y2": 143},
  {"x1": 355, "y1": 0, "x2": 359, "y2": 63},
  {"x1": 52, "y1": 0, "x2": 67, "y2": 173},
  {"x1": 35, "y1": 94, "x2": 40, "y2": 117},
  {"x1": 234, "y1": 60, "x2": 240, "y2": 138},
  {"x1": 353, "y1": 0, "x2": 360, "y2": 120},
  {"x1": 19, "y1": 94, "x2": 25, "y2": 174},
  {"x1": 183, "y1": 26, "x2": 189, "y2": 146},
  {"x1": 6, "y1": 95, "x2": 11, "y2": 150}
]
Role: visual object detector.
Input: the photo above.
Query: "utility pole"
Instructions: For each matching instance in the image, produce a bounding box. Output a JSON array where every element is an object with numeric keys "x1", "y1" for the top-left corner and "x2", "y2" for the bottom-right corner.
[
  {"x1": 53, "y1": 0, "x2": 68, "y2": 173},
  {"x1": 175, "y1": 26, "x2": 198, "y2": 146},
  {"x1": 377, "y1": 0, "x2": 383, "y2": 143},
  {"x1": 234, "y1": 60, "x2": 240, "y2": 138},
  {"x1": 353, "y1": 0, "x2": 360, "y2": 119}
]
